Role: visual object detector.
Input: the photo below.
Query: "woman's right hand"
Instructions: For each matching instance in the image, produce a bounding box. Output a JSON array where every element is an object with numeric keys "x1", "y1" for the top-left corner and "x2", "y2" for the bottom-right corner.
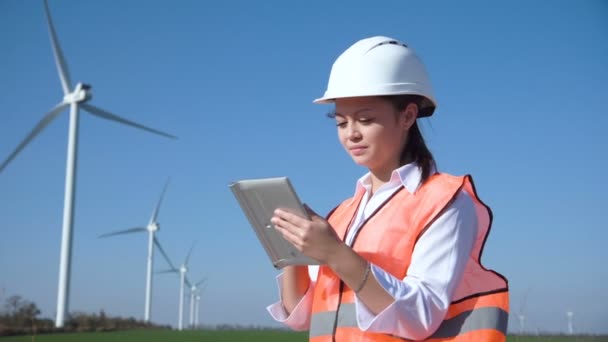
[{"x1": 271, "y1": 205, "x2": 343, "y2": 265}]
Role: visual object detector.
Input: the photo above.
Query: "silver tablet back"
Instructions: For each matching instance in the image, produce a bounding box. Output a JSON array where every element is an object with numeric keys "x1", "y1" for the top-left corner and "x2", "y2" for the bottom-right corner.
[{"x1": 229, "y1": 177, "x2": 320, "y2": 269}]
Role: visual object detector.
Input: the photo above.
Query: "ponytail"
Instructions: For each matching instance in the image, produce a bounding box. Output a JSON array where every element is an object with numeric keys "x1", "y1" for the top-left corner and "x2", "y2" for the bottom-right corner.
[{"x1": 381, "y1": 95, "x2": 436, "y2": 184}]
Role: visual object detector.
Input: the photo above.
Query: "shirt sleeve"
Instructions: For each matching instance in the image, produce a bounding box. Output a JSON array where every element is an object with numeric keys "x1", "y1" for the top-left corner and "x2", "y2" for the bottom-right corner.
[
  {"x1": 266, "y1": 270, "x2": 315, "y2": 331},
  {"x1": 354, "y1": 190, "x2": 478, "y2": 340}
]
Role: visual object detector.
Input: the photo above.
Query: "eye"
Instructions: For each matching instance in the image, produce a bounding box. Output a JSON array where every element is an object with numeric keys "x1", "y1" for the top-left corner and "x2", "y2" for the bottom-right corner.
[
  {"x1": 359, "y1": 118, "x2": 374, "y2": 124},
  {"x1": 336, "y1": 121, "x2": 347, "y2": 128}
]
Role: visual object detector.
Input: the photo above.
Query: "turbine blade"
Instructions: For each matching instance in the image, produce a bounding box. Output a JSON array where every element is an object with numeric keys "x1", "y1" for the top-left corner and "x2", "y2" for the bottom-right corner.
[
  {"x1": 0, "y1": 102, "x2": 68, "y2": 173},
  {"x1": 184, "y1": 240, "x2": 197, "y2": 266},
  {"x1": 149, "y1": 177, "x2": 170, "y2": 225},
  {"x1": 156, "y1": 269, "x2": 178, "y2": 274},
  {"x1": 81, "y1": 104, "x2": 177, "y2": 139},
  {"x1": 195, "y1": 277, "x2": 207, "y2": 287},
  {"x1": 154, "y1": 237, "x2": 176, "y2": 270},
  {"x1": 185, "y1": 277, "x2": 192, "y2": 289},
  {"x1": 43, "y1": 0, "x2": 72, "y2": 94},
  {"x1": 98, "y1": 227, "x2": 146, "y2": 238}
]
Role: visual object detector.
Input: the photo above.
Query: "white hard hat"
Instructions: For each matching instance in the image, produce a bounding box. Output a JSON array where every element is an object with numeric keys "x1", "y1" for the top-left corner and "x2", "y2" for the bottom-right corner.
[{"x1": 314, "y1": 36, "x2": 437, "y2": 117}]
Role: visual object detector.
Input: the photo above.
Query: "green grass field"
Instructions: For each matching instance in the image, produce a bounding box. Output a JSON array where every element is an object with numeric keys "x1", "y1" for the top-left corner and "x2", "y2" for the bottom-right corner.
[{"x1": 0, "y1": 330, "x2": 606, "y2": 341}]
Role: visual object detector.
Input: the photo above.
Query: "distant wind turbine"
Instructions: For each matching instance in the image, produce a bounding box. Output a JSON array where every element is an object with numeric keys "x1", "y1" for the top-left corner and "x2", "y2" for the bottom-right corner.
[
  {"x1": 0, "y1": 0, "x2": 176, "y2": 328},
  {"x1": 189, "y1": 277, "x2": 206, "y2": 328},
  {"x1": 566, "y1": 311, "x2": 574, "y2": 335},
  {"x1": 158, "y1": 241, "x2": 196, "y2": 331},
  {"x1": 194, "y1": 294, "x2": 201, "y2": 329},
  {"x1": 518, "y1": 287, "x2": 531, "y2": 335},
  {"x1": 99, "y1": 178, "x2": 173, "y2": 322},
  {"x1": 196, "y1": 280, "x2": 207, "y2": 329}
]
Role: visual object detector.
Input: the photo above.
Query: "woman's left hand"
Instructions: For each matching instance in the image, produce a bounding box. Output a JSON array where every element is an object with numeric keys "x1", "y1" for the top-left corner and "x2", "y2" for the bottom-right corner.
[{"x1": 271, "y1": 205, "x2": 343, "y2": 264}]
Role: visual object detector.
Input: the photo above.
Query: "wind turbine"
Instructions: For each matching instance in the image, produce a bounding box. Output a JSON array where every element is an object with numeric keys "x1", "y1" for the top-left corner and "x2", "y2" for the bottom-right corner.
[
  {"x1": 188, "y1": 277, "x2": 206, "y2": 328},
  {"x1": 566, "y1": 311, "x2": 574, "y2": 335},
  {"x1": 517, "y1": 314, "x2": 525, "y2": 335},
  {"x1": 192, "y1": 278, "x2": 207, "y2": 329},
  {"x1": 517, "y1": 287, "x2": 530, "y2": 335},
  {"x1": 0, "y1": 0, "x2": 176, "y2": 328},
  {"x1": 99, "y1": 178, "x2": 173, "y2": 322},
  {"x1": 194, "y1": 294, "x2": 201, "y2": 329},
  {"x1": 157, "y1": 241, "x2": 196, "y2": 331}
]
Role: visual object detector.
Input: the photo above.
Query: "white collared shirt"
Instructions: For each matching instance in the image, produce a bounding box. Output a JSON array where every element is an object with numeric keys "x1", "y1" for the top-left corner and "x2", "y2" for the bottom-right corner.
[{"x1": 267, "y1": 163, "x2": 478, "y2": 340}]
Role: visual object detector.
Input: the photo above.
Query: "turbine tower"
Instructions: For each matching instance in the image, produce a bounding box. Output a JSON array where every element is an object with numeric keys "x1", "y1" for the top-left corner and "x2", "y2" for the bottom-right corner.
[
  {"x1": 193, "y1": 279, "x2": 207, "y2": 329},
  {"x1": 517, "y1": 287, "x2": 530, "y2": 335},
  {"x1": 0, "y1": 0, "x2": 176, "y2": 328},
  {"x1": 194, "y1": 294, "x2": 201, "y2": 329},
  {"x1": 189, "y1": 277, "x2": 206, "y2": 328},
  {"x1": 179, "y1": 264, "x2": 189, "y2": 331},
  {"x1": 99, "y1": 178, "x2": 172, "y2": 322},
  {"x1": 567, "y1": 311, "x2": 574, "y2": 335}
]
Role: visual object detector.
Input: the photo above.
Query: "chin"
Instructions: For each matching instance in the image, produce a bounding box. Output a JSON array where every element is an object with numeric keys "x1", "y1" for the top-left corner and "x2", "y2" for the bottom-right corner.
[{"x1": 350, "y1": 156, "x2": 372, "y2": 168}]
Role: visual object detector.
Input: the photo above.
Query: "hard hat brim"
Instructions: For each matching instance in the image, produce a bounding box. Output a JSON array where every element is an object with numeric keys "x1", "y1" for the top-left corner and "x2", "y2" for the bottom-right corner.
[{"x1": 313, "y1": 93, "x2": 436, "y2": 118}]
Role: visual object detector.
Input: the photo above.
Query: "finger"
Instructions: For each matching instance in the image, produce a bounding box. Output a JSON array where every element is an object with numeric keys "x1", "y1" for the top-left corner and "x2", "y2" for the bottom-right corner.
[
  {"x1": 274, "y1": 225, "x2": 302, "y2": 250},
  {"x1": 271, "y1": 216, "x2": 302, "y2": 236},
  {"x1": 274, "y1": 208, "x2": 310, "y2": 226}
]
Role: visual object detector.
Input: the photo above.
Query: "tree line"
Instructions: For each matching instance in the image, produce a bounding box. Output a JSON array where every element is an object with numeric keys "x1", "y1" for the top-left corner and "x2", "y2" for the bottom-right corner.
[{"x1": 0, "y1": 293, "x2": 170, "y2": 337}]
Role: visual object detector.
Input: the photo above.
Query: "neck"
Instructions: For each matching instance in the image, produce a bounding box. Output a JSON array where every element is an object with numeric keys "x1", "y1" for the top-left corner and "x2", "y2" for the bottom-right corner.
[{"x1": 368, "y1": 166, "x2": 395, "y2": 195}]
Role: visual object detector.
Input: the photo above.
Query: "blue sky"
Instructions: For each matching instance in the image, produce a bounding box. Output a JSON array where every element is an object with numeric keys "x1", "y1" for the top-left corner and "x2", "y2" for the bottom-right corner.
[{"x1": 1, "y1": 0, "x2": 607, "y2": 334}]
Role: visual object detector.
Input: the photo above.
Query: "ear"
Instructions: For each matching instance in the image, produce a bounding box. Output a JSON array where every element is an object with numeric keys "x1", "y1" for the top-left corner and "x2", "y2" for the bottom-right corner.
[{"x1": 400, "y1": 103, "x2": 418, "y2": 130}]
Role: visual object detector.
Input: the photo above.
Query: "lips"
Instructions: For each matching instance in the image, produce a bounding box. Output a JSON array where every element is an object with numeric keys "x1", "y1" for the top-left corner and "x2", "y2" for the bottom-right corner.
[{"x1": 349, "y1": 146, "x2": 367, "y2": 156}]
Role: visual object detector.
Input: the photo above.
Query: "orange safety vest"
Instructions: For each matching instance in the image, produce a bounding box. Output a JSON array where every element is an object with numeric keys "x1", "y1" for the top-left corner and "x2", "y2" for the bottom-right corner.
[{"x1": 309, "y1": 173, "x2": 509, "y2": 341}]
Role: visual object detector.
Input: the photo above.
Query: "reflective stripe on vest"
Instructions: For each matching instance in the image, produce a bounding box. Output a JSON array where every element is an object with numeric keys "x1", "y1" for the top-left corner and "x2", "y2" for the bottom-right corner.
[{"x1": 310, "y1": 302, "x2": 508, "y2": 339}]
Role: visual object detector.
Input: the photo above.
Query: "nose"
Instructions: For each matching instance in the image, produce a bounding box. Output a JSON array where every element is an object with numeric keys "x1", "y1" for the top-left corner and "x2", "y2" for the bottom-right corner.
[{"x1": 346, "y1": 123, "x2": 362, "y2": 141}]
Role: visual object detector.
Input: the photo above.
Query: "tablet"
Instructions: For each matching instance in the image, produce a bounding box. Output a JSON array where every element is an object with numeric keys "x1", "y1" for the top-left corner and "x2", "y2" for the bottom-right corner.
[{"x1": 229, "y1": 177, "x2": 321, "y2": 269}]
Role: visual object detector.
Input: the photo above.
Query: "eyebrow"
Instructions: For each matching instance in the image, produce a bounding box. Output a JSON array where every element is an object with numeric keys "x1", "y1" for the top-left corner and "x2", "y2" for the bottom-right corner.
[{"x1": 333, "y1": 108, "x2": 374, "y2": 118}]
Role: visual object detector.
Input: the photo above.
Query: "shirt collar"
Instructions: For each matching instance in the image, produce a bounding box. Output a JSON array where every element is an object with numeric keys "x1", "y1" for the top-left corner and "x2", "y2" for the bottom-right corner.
[{"x1": 353, "y1": 162, "x2": 432, "y2": 198}]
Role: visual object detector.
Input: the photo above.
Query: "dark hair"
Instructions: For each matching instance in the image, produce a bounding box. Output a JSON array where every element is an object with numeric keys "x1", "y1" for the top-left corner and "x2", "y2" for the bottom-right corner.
[{"x1": 381, "y1": 95, "x2": 436, "y2": 185}]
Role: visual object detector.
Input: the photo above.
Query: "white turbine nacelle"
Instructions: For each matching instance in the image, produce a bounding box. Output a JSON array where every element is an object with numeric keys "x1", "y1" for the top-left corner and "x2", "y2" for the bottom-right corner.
[
  {"x1": 147, "y1": 222, "x2": 159, "y2": 232},
  {"x1": 62, "y1": 82, "x2": 92, "y2": 103},
  {"x1": 180, "y1": 265, "x2": 187, "y2": 274}
]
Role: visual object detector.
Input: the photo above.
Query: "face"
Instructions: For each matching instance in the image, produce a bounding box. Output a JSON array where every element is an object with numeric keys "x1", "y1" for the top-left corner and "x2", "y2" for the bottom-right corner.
[{"x1": 334, "y1": 96, "x2": 416, "y2": 177}]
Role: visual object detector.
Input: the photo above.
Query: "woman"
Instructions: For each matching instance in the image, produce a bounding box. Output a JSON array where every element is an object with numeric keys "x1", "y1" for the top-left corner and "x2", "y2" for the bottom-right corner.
[{"x1": 268, "y1": 36, "x2": 509, "y2": 341}]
